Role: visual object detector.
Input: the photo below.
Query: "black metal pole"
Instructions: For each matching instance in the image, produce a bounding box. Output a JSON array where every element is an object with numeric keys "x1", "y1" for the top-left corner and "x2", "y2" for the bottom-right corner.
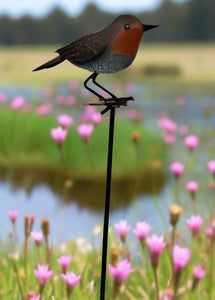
[{"x1": 100, "y1": 106, "x2": 116, "y2": 300}]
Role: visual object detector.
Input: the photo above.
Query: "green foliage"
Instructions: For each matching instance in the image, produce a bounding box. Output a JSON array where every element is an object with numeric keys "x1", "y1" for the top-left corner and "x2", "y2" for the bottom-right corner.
[{"x1": 0, "y1": 109, "x2": 166, "y2": 180}]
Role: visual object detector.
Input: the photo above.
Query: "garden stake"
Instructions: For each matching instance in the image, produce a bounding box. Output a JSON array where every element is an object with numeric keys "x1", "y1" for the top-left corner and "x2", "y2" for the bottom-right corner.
[
  {"x1": 100, "y1": 106, "x2": 115, "y2": 300},
  {"x1": 87, "y1": 96, "x2": 133, "y2": 300}
]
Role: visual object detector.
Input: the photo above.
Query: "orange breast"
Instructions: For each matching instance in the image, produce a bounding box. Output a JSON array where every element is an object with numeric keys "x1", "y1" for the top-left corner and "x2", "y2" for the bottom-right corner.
[{"x1": 111, "y1": 27, "x2": 143, "y2": 57}]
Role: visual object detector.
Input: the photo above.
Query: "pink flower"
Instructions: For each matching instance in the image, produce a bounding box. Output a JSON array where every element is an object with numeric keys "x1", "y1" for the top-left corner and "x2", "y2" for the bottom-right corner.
[
  {"x1": 163, "y1": 289, "x2": 174, "y2": 300},
  {"x1": 61, "y1": 272, "x2": 81, "y2": 296},
  {"x1": 57, "y1": 255, "x2": 72, "y2": 273},
  {"x1": 114, "y1": 220, "x2": 131, "y2": 242},
  {"x1": 31, "y1": 231, "x2": 43, "y2": 246},
  {"x1": 35, "y1": 103, "x2": 52, "y2": 115},
  {"x1": 77, "y1": 123, "x2": 94, "y2": 142},
  {"x1": 108, "y1": 259, "x2": 133, "y2": 283},
  {"x1": 50, "y1": 127, "x2": 67, "y2": 146},
  {"x1": 133, "y1": 221, "x2": 153, "y2": 242},
  {"x1": 208, "y1": 161, "x2": 215, "y2": 176},
  {"x1": 30, "y1": 296, "x2": 41, "y2": 300},
  {"x1": 10, "y1": 96, "x2": 25, "y2": 110},
  {"x1": 147, "y1": 235, "x2": 166, "y2": 269},
  {"x1": 176, "y1": 96, "x2": 186, "y2": 106},
  {"x1": 170, "y1": 162, "x2": 184, "y2": 179},
  {"x1": 184, "y1": 135, "x2": 199, "y2": 151},
  {"x1": 0, "y1": 93, "x2": 7, "y2": 103},
  {"x1": 56, "y1": 95, "x2": 65, "y2": 105},
  {"x1": 92, "y1": 113, "x2": 102, "y2": 126},
  {"x1": 193, "y1": 265, "x2": 205, "y2": 280},
  {"x1": 186, "y1": 181, "x2": 198, "y2": 192},
  {"x1": 57, "y1": 114, "x2": 74, "y2": 128},
  {"x1": 192, "y1": 265, "x2": 206, "y2": 290},
  {"x1": 186, "y1": 215, "x2": 203, "y2": 236},
  {"x1": 173, "y1": 245, "x2": 191, "y2": 272},
  {"x1": 162, "y1": 118, "x2": 177, "y2": 133},
  {"x1": 80, "y1": 106, "x2": 96, "y2": 122},
  {"x1": 186, "y1": 181, "x2": 199, "y2": 199},
  {"x1": 178, "y1": 125, "x2": 188, "y2": 136},
  {"x1": 164, "y1": 133, "x2": 176, "y2": 145},
  {"x1": 8, "y1": 211, "x2": 19, "y2": 224},
  {"x1": 34, "y1": 264, "x2": 53, "y2": 286},
  {"x1": 66, "y1": 95, "x2": 76, "y2": 105},
  {"x1": 205, "y1": 227, "x2": 213, "y2": 238}
]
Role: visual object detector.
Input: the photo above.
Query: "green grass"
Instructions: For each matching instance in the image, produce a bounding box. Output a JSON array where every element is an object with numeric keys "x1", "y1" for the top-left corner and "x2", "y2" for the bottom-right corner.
[
  {"x1": 0, "y1": 109, "x2": 166, "y2": 181},
  {"x1": 1, "y1": 44, "x2": 215, "y2": 87}
]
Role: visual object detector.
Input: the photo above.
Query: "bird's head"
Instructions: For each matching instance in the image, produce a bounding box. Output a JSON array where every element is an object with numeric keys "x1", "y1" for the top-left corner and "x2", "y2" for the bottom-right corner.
[{"x1": 111, "y1": 15, "x2": 158, "y2": 56}]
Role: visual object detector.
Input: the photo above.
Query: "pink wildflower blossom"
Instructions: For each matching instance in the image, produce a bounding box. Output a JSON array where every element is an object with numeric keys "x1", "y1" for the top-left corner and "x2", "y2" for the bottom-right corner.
[
  {"x1": 61, "y1": 272, "x2": 81, "y2": 296},
  {"x1": 147, "y1": 235, "x2": 166, "y2": 269},
  {"x1": 186, "y1": 215, "x2": 203, "y2": 236},
  {"x1": 77, "y1": 123, "x2": 94, "y2": 142},
  {"x1": 108, "y1": 259, "x2": 133, "y2": 283},
  {"x1": 205, "y1": 227, "x2": 213, "y2": 238},
  {"x1": 173, "y1": 245, "x2": 191, "y2": 272},
  {"x1": 114, "y1": 220, "x2": 131, "y2": 243},
  {"x1": 35, "y1": 103, "x2": 52, "y2": 115},
  {"x1": 170, "y1": 162, "x2": 184, "y2": 179},
  {"x1": 193, "y1": 265, "x2": 205, "y2": 280},
  {"x1": 0, "y1": 93, "x2": 7, "y2": 103},
  {"x1": 57, "y1": 114, "x2": 74, "y2": 128},
  {"x1": 31, "y1": 231, "x2": 43, "y2": 246},
  {"x1": 30, "y1": 296, "x2": 41, "y2": 300},
  {"x1": 66, "y1": 95, "x2": 76, "y2": 105},
  {"x1": 208, "y1": 161, "x2": 215, "y2": 177},
  {"x1": 192, "y1": 265, "x2": 205, "y2": 290},
  {"x1": 164, "y1": 133, "x2": 176, "y2": 145},
  {"x1": 8, "y1": 211, "x2": 19, "y2": 224},
  {"x1": 57, "y1": 255, "x2": 72, "y2": 273},
  {"x1": 186, "y1": 181, "x2": 199, "y2": 199},
  {"x1": 50, "y1": 127, "x2": 67, "y2": 146},
  {"x1": 34, "y1": 264, "x2": 53, "y2": 287},
  {"x1": 10, "y1": 96, "x2": 25, "y2": 110},
  {"x1": 184, "y1": 135, "x2": 199, "y2": 151},
  {"x1": 133, "y1": 221, "x2": 153, "y2": 243},
  {"x1": 92, "y1": 112, "x2": 102, "y2": 126}
]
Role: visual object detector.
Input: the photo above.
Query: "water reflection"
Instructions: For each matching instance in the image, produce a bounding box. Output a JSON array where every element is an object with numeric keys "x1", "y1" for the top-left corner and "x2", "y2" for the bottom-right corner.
[{"x1": 0, "y1": 167, "x2": 167, "y2": 212}]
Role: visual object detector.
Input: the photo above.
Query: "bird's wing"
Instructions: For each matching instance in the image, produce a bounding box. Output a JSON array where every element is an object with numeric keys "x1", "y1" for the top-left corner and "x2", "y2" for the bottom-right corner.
[{"x1": 56, "y1": 31, "x2": 111, "y2": 65}]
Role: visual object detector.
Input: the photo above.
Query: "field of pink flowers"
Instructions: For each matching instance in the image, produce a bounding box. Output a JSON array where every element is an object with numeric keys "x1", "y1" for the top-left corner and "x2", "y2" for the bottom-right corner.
[{"x1": 0, "y1": 80, "x2": 215, "y2": 299}]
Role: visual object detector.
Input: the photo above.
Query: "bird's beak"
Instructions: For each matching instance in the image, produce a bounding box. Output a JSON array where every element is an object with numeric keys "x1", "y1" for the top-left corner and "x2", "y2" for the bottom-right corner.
[{"x1": 143, "y1": 24, "x2": 159, "y2": 32}]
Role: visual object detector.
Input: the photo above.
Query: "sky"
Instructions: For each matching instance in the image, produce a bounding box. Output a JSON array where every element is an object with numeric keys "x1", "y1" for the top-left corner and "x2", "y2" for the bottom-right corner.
[{"x1": 0, "y1": 0, "x2": 164, "y2": 18}]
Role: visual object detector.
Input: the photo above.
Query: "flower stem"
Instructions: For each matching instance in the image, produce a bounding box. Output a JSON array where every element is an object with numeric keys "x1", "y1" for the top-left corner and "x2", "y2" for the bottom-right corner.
[
  {"x1": 171, "y1": 225, "x2": 176, "y2": 274},
  {"x1": 153, "y1": 268, "x2": 160, "y2": 300},
  {"x1": 24, "y1": 235, "x2": 28, "y2": 285},
  {"x1": 13, "y1": 260, "x2": 25, "y2": 300},
  {"x1": 86, "y1": 141, "x2": 94, "y2": 169}
]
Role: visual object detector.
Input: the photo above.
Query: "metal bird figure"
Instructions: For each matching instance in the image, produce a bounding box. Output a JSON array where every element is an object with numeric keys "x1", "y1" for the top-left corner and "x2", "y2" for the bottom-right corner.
[{"x1": 33, "y1": 15, "x2": 158, "y2": 100}]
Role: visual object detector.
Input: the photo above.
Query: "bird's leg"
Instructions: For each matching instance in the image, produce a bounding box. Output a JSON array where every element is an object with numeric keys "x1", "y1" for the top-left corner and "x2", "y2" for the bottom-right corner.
[
  {"x1": 84, "y1": 73, "x2": 105, "y2": 100},
  {"x1": 91, "y1": 73, "x2": 118, "y2": 100}
]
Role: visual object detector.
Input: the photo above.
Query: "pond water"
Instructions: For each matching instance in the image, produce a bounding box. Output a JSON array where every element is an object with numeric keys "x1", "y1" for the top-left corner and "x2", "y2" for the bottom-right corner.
[{"x1": 0, "y1": 82, "x2": 215, "y2": 244}]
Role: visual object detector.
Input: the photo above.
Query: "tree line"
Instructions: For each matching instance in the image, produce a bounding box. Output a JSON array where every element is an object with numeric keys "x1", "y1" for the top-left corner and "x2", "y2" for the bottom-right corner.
[{"x1": 0, "y1": 0, "x2": 214, "y2": 45}]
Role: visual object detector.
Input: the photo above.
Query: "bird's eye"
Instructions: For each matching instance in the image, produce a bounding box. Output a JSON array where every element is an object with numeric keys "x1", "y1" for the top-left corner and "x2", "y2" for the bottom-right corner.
[{"x1": 124, "y1": 24, "x2": 130, "y2": 30}]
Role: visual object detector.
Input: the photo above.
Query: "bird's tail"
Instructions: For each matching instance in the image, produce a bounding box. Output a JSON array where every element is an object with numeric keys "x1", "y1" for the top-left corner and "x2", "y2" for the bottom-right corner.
[{"x1": 33, "y1": 56, "x2": 64, "y2": 71}]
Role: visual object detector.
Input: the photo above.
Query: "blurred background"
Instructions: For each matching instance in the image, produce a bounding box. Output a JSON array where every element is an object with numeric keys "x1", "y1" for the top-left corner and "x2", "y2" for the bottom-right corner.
[{"x1": 0, "y1": 0, "x2": 215, "y2": 244}]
